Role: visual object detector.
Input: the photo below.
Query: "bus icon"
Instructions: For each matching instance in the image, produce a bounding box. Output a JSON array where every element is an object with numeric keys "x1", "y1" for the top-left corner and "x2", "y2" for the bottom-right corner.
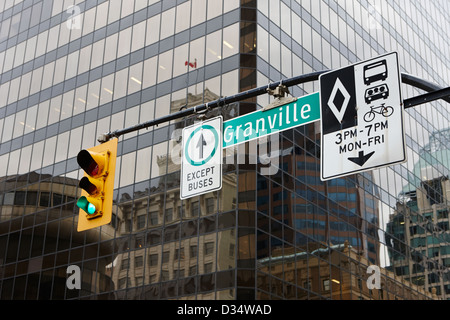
[{"x1": 363, "y1": 59, "x2": 388, "y2": 85}]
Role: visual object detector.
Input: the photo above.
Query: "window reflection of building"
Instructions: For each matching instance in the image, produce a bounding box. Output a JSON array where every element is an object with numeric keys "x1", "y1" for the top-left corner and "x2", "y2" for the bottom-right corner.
[
  {"x1": 111, "y1": 188, "x2": 237, "y2": 299},
  {"x1": 387, "y1": 128, "x2": 450, "y2": 299},
  {"x1": 0, "y1": 172, "x2": 115, "y2": 299}
]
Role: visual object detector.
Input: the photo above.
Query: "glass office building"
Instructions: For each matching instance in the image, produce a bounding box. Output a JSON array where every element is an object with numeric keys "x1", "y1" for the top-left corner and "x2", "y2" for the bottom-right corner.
[{"x1": 0, "y1": 0, "x2": 449, "y2": 300}]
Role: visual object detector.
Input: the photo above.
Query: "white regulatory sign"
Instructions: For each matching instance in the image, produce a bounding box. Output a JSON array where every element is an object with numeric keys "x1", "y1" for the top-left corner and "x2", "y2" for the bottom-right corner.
[
  {"x1": 320, "y1": 52, "x2": 406, "y2": 180},
  {"x1": 180, "y1": 116, "x2": 223, "y2": 199}
]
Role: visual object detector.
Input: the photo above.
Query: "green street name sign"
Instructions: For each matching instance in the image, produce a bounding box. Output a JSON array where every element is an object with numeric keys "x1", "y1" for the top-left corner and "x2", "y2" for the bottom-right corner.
[{"x1": 223, "y1": 92, "x2": 320, "y2": 148}]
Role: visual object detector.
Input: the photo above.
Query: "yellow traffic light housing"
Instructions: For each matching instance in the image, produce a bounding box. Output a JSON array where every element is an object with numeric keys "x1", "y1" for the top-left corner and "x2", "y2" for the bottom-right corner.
[{"x1": 76, "y1": 138, "x2": 118, "y2": 232}]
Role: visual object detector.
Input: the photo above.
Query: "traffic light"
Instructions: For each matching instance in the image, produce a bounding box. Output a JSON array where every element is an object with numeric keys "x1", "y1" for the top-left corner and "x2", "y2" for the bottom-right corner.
[{"x1": 76, "y1": 138, "x2": 118, "y2": 232}]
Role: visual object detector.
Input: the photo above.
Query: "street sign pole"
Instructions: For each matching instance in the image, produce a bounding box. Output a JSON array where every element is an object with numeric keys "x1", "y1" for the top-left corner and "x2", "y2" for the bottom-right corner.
[{"x1": 98, "y1": 70, "x2": 449, "y2": 144}]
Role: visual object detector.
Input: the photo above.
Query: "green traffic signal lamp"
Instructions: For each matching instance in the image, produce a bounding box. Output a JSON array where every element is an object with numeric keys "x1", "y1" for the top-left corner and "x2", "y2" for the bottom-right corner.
[{"x1": 77, "y1": 196, "x2": 101, "y2": 216}]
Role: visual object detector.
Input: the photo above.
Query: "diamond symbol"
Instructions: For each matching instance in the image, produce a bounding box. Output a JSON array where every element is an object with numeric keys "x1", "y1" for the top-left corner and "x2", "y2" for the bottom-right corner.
[{"x1": 327, "y1": 78, "x2": 351, "y2": 123}]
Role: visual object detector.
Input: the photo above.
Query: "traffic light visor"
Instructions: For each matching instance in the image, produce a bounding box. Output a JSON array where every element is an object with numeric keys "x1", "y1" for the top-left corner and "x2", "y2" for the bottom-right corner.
[
  {"x1": 79, "y1": 176, "x2": 102, "y2": 195},
  {"x1": 77, "y1": 150, "x2": 105, "y2": 177}
]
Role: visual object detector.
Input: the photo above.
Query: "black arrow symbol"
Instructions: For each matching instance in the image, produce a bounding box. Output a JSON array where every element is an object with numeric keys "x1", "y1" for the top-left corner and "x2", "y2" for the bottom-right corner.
[
  {"x1": 197, "y1": 132, "x2": 207, "y2": 159},
  {"x1": 348, "y1": 151, "x2": 375, "y2": 166}
]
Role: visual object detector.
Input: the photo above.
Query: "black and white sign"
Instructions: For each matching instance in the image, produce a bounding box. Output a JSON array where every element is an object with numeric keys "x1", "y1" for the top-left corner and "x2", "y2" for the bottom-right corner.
[
  {"x1": 320, "y1": 52, "x2": 406, "y2": 180},
  {"x1": 181, "y1": 116, "x2": 223, "y2": 199}
]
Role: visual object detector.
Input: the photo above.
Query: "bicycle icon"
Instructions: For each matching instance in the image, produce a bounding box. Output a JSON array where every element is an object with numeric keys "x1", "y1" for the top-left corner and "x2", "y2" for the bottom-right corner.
[{"x1": 363, "y1": 104, "x2": 394, "y2": 122}]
